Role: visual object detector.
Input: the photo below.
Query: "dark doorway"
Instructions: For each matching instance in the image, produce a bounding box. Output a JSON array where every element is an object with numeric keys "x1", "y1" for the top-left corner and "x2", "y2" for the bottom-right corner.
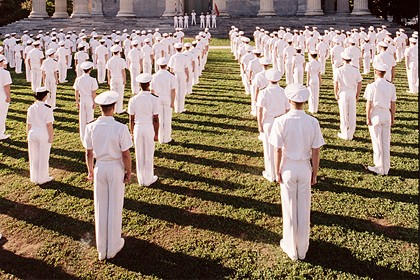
[{"x1": 184, "y1": 0, "x2": 213, "y2": 14}]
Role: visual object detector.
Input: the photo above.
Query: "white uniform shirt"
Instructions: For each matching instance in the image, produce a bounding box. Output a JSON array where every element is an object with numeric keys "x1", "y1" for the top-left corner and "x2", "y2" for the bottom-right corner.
[
  {"x1": 40, "y1": 57, "x2": 59, "y2": 77},
  {"x1": 95, "y1": 45, "x2": 108, "y2": 62},
  {"x1": 127, "y1": 48, "x2": 144, "y2": 70},
  {"x1": 0, "y1": 68, "x2": 12, "y2": 99},
  {"x1": 151, "y1": 69, "x2": 177, "y2": 103},
  {"x1": 13, "y1": 45, "x2": 24, "y2": 58},
  {"x1": 363, "y1": 78, "x2": 396, "y2": 109},
  {"x1": 404, "y1": 45, "x2": 418, "y2": 65},
  {"x1": 84, "y1": 116, "x2": 133, "y2": 161},
  {"x1": 283, "y1": 46, "x2": 296, "y2": 63},
  {"x1": 27, "y1": 101, "x2": 54, "y2": 127},
  {"x1": 373, "y1": 51, "x2": 396, "y2": 81},
  {"x1": 106, "y1": 56, "x2": 127, "y2": 79},
  {"x1": 305, "y1": 59, "x2": 321, "y2": 77},
  {"x1": 253, "y1": 70, "x2": 269, "y2": 89},
  {"x1": 128, "y1": 91, "x2": 159, "y2": 124},
  {"x1": 55, "y1": 47, "x2": 68, "y2": 62},
  {"x1": 28, "y1": 48, "x2": 44, "y2": 67},
  {"x1": 168, "y1": 52, "x2": 188, "y2": 74},
  {"x1": 141, "y1": 44, "x2": 152, "y2": 63},
  {"x1": 334, "y1": 64, "x2": 362, "y2": 92},
  {"x1": 269, "y1": 109, "x2": 324, "y2": 160},
  {"x1": 247, "y1": 58, "x2": 263, "y2": 80},
  {"x1": 74, "y1": 73, "x2": 99, "y2": 97},
  {"x1": 74, "y1": 51, "x2": 89, "y2": 64},
  {"x1": 256, "y1": 84, "x2": 290, "y2": 119}
]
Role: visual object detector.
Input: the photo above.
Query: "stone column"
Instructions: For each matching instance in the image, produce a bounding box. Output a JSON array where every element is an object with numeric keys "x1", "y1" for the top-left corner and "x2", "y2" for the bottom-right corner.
[
  {"x1": 162, "y1": 0, "x2": 176, "y2": 17},
  {"x1": 91, "y1": 0, "x2": 104, "y2": 16},
  {"x1": 305, "y1": 0, "x2": 324, "y2": 15},
  {"x1": 29, "y1": 0, "x2": 49, "y2": 18},
  {"x1": 71, "y1": 0, "x2": 91, "y2": 17},
  {"x1": 324, "y1": 0, "x2": 335, "y2": 14},
  {"x1": 352, "y1": 0, "x2": 370, "y2": 15},
  {"x1": 257, "y1": 0, "x2": 277, "y2": 16},
  {"x1": 52, "y1": 0, "x2": 69, "y2": 18},
  {"x1": 117, "y1": 0, "x2": 136, "y2": 17},
  {"x1": 336, "y1": 0, "x2": 350, "y2": 14},
  {"x1": 213, "y1": 0, "x2": 229, "y2": 17}
]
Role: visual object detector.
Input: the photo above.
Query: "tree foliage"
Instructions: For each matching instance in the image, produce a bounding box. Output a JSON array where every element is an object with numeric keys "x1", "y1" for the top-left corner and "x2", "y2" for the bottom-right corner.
[{"x1": 370, "y1": 0, "x2": 418, "y2": 24}]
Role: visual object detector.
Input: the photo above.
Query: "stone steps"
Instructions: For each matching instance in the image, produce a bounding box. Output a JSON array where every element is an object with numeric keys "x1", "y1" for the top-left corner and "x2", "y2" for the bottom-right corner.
[{"x1": 0, "y1": 15, "x2": 410, "y2": 39}]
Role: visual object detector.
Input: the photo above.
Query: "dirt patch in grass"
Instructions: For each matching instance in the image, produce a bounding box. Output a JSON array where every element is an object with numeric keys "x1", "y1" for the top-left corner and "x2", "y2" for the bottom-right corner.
[{"x1": 369, "y1": 217, "x2": 397, "y2": 237}]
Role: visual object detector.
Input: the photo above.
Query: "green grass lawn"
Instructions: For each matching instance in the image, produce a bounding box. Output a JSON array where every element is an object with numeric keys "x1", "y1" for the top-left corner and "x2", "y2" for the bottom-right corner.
[{"x1": 0, "y1": 44, "x2": 418, "y2": 279}]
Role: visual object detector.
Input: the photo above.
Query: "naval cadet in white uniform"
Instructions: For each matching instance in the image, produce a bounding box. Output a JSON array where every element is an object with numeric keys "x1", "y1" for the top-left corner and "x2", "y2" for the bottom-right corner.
[
  {"x1": 269, "y1": 83, "x2": 324, "y2": 261},
  {"x1": 168, "y1": 43, "x2": 189, "y2": 113},
  {"x1": 106, "y1": 45, "x2": 127, "y2": 114},
  {"x1": 41, "y1": 49, "x2": 59, "y2": 109},
  {"x1": 365, "y1": 62, "x2": 397, "y2": 176},
  {"x1": 0, "y1": 55, "x2": 12, "y2": 140},
  {"x1": 27, "y1": 87, "x2": 54, "y2": 185},
  {"x1": 128, "y1": 73, "x2": 159, "y2": 186},
  {"x1": 74, "y1": 61, "x2": 98, "y2": 143},
  {"x1": 84, "y1": 90, "x2": 133, "y2": 261},
  {"x1": 151, "y1": 57, "x2": 177, "y2": 144}
]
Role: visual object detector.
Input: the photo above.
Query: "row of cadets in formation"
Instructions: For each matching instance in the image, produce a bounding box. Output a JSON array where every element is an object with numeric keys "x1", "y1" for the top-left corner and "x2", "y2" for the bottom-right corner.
[
  {"x1": 174, "y1": 11, "x2": 218, "y2": 29},
  {"x1": 229, "y1": 26, "x2": 402, "y2": 262},
  {"x1": 0, "y1": 28, "x2": 212, "y2": 114},
  {"x1": 229, "y1": 25, "x2": 408, "y2": 179}
]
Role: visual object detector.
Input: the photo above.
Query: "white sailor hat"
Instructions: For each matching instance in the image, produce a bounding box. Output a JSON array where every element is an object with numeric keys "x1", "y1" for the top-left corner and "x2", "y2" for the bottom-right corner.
[
  {"x1": 155, "y1": 28, "x2": 160, "y2": 31},
  {"x1": 59, "y1": 28, "x2": 64, "y2": 32},
  {"x1": 144, "y1": 38, "x2": 151, "y2": 43},
  {"x1": 241, "y1": 37, "x2": 250, "y2": 42},
  {"x1": 81, "y1": 28, "x2": 86, "y2": 32},
  {"x1": 174, "y1": 42, "x2": 183, "y2": 49},
  {"x1": 252, "y1": 49, "x2": 262, "y2": 54},
  {"x1": 368, "y1": 26, "x2": 374, "y2": 31},
  {"x1": 65, "y1": 34, "x2": 71, "y2": 38},
  {"x1": 114, "y1": 39, "x2": 120, "y2": 43},
  {"x1": 286, "y1": 28, "x2": 291, "y2": 32},
  {"x1": 381, "y1": 25, "x2": 387, "y2": 28},
  {"x1": 135, "y1": 30, "x2": 141, "y2": 34},
  {"x1": 373, "y1": 61, "x2": 387, "y2": 72},
  {"x1": 239, "y1": 31, "x2": 244, "y2": 35},
  {"x1": 95, "y1": 91, "x2": 118, "y2": 105},
  {"x1": 285, "y1": 83, "x2": 309, "y2": 102},
  {"x1": 0, "y1": 55, "x2": 6, "y2": 62},
  {"x1": 4, "y1": 34, "x2": 10, "y2": 37},
  {"x1": 38, "y1": 30, "x2": 43, "y2": 33},
  {"x1": 162, "y1": 33, "x2": 168, "y2": 37},
  {"x1": 36, "y1": 86, "x2": 49, "y2": 94},
  {"x1": 313, "y1": 27, "x2": 318, "y2": 30},
  {"x1": 33, "y1": 40, "x2": 41, "y2": 46},
  {"x1": 348, "y1": 38, "x2": 356, "y2": 44},
  {"x1": 99, "y1": 39, "x2": 106, "y2": 43},
  {"x1": 318, "y1": 36, "x2": 323, "y2": 40},
  {"x1": 110, "y1": 45, "x2": 122, "y2": 52},
  {"x1": 413, "y1": 31, "x2": 419, "y2": 35},
  {"x1": 332, "y1": 37, "x2": 339, "y2": 43},
  {"x1": 191, "y1": 40, "x2": 197, "y2": 45},
  {"x1": 409, "y1": 38, "x2": 417, "y2": 43},
  {"x1": 184, "y1": 42, "x2": 192, "y2": 47},
  {"x1": 141, "y1": 30, "x2": 146, "y2": 35},
  {"x1": 378, "y1": 41, "x2": 388, "y2": 48},
  {"x1": 51, "y1": 28, "x2": 56, "y2": 31},
  {"x1": 259, "y1": 57, "x2": 272, "y2": 65},
  {"x1": 255, "y1": 26, "x2": 260, "y2": 29},
  {"x1": 116, "y1": 31, "x2": 121, "y2": 34},
  {"x1": 27, "y1": 39, "x2": 33, "y2": 44},
  {"x1": 156, "y1": 57, "x2": 169, "y2": 66},
  {"x1": 287, "y1": 39, "x2": 293, "y2": 43},
  {"x1": 131, "y1": 40, "x2": 139, "y2": 46},
  {"x1": 399, "y1": 28, "x2": 405, "y2": 32},
  {"x1": 279, "y1": 26, "x2": 284, "y2": 30},
  {"x1": 304, "y1": 26, "x2": 309, "y2": 29},
  {"x1": 80, "y1": 61, "x2": 94, "y2": 70},
  {"x1": 23, "y1": 30, "x2": 28, "y2": 33},
  {"x1": 264, "y1": 31, "x2": 269, "y2": 34},
  {"x1": 413, "y1": 34, "x2": 419, "y2": 38},
  {"x1": 204, "y1": 28, "x2": 209, "y2": 32},
  {"x1": 45, "y1": 48, "x2": 55, "y2": 56},
  {"x1": 310, "y1": 50, "x2": 318, "y2": 55},
  {"x1": 360, "y1": 27, "x2": 365, "y2": 30},
  {"x1": 265, "y1": 69, "x2": 281, "y2": 82},
  {"x1": 246, "y1": 45, "x2": 253, "y2": 52},
  {"x1": 341, "y1": 51, "x2": 353, "y2": 60},
  {"x1": 136, "y1": 73, "x2": 153, "y2": 83}
]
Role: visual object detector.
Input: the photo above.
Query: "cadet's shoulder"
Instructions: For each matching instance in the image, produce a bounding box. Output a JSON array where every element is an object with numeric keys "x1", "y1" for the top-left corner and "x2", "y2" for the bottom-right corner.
[
  {"x1": 44, "y1": 103, "x2": 52, "y2": 108},
  {"x1": 151, "y1": 93, "x2": 158, "y2": 98}
]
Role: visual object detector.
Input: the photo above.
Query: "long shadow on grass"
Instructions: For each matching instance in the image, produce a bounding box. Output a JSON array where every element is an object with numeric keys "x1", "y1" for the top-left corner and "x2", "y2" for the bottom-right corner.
[
  {"x1": 324, "y1": 144, "x2": 418, "y2": 160},
  {"x1": 156, "y1": 151, "x2": 262, "y2": 175},
  {"x1": 109, "y1": 237, "x2": 234, "y2": 279},
  {"x1": 315, "y1": 177, "x2": 418, "y2": 204},
  {"x1": 187, "y1": 96, "x2": 249, "y2": 105},
  {"x1": 0, "y1": 244, "x2": 78, "y2": 279},
  {"x1": 305, "y1": 240, "x2": 418, "y2": 279},
  {"x1": 172, "y1": 141, "x2": 260, "y2": 157},
  {"x1": 174, "y1": 118, "x2": 257, "y2": 133},
  {"x1": 183, "y1": 111, "x2": 253, "y2": 122},
  {"x1": 172, "y1": 124, "x2": 225, "y2": 135}
]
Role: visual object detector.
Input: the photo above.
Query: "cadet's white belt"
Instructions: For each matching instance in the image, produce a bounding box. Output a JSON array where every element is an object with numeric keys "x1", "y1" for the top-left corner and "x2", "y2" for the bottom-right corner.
[
  {"x1": 96, "y1": 159, "x2": 122, "y2": 165},
  {"x1": 373, "y1": 107, "x2": 389, "y2": 111}
]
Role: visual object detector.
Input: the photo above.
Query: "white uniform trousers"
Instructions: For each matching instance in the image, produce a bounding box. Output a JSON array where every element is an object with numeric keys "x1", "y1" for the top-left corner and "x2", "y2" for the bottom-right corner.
[
  {"x1": 285, "y1": 62, "x2": 294, "y2": 85},
  {"x1": 192, "y1": 17, "x2": 196, "y2": 25},
  {"x1": 319, "y1": 56, "x2": 326, "y2": 75},
  {"x1": 250, "y1": 85, "x2": 257, "y2": 116},
  {"x1": 242, "y1": 74, "x2": 251, "y2": 95},
  {"x1": 58, "y1": 60, "x2": 68, "y2": 83},
  {"x1": 67, "y1": 54, "x2": 73, "y2": 69},
  {"x1": 110, "y1": 77, "x2": 125, "y2": 113},
  {"x1": 200, "y1": 19, "x2": 205, "y2": 28},
  {"x1": 79, "y1": 96, "x2": 95, "y2": 142},
  {"x1": 0, "y1": 100, "x2": 10, "y2": 137},
  {"x1": 407, "y1": 62, "x2": 418, "y2": 93},
  {"x1": 9, "y1": 50, "x2": 15, "y2": 68},
  {"x1": 277, "y1": 58, "x2": 285, "y2": 78},
  {"x1": 129, "y1": 67, "x2": 140, "y2": 95},
  {"x1": 157, "y1": 99, "x2": 172, "y2": 143},
  {"x1": 280, "y1": 159, "x2": 312, "y2": 261},
  {"x1": 134, "y1": 123, "x2": 156, "y2": 185},
  {"x1": 262, "y1": 120, "x2": 275, "y2": 182},
  {"x1": 25, "y1": 60, "x2": 32, "y2": 82},
  {"x1": 293, "y1": 67, "x2": 304, "y2": 84},
  {"x1": 15, "y1": 56, "x2": 22, "y2": 74},
  {"x1": 187, "y1": 68, "x2": 193, "y2": 94},
  {"x1": 31, "y1": 67, "x2": 42, "y2": 92},
  {"x1": 368, "y1": 108, "x2": 391, "y2": 175},
  {"x1": 143, "y1": 60, "x2": 152, "y2": 75},
  {"x1": 212, "y1": 19, "x2": 216, "y2": 28},
  {"x1": 76, "y1": 64, "x2": 83, "y2": 77},
  {"x1": 338, "y1": 90, "x2": 357, "y2": 140},
  {"x1": 174, "y1": 72, "x2": 187, "y2": 113},
  {"x1": 362, "y1": 55, "x2": 371, "y2": 75},
  {"x1": 97, "y1": 60, "x2": 106, "y2": 84},
  {"x1": 94, "y1": 160, "x2": 125, "y2": 259},
  {"x1": 44, "y1": 76, "x2": 57, "y2": 108},
  {"x1": 28, "y1": 127, "x2": 52, "y2": 184},
  {"x1": 307, "y1": 77, "x2": 320, "y2": 113},
  {"x1": 92, "y1": 53, "x2": 97, "y2": 69},
  {"x1": 396, "y1": 48, "x2": 404, "y2": 62}
]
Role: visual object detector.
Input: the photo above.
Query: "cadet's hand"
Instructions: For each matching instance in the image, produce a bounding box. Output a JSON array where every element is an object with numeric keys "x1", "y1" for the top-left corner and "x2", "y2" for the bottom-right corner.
[
  {"x1": 87, "y1": 172, "x2": 93, "y2": 181},
  {"x1": 391, "y1": 118, "x2": 395, "y2": 126},
  {"x1": 311, "y1": 174, "x2": 317, "y2": 186},
  {"x1": 5, "y1": 96, "x2": 11, "y2": 103},
  {"x1": 366, "y1": 118, "x2": 372, "y2": 126},
  {"x1": 170, "y1": 103, "x2": 174, "y2": 109},
  {"x1": 92, "y1": 104, "x2": 96, "y2": 109},
  {"x1": 276, "y1": 173, "x2": 283, "y2": 184},
  {"x1": 154, "y1": 134, "x2": 158, "y2": 141},
  {"x1": 335, "y1": 94, "x2": 339, "y2": 101},
  {"x1": 48, "y1": 136, "x2": 54, "y2": 143},
  {"x1": 76, "y1": 101, "x2": 79, "y2": 109},
  {"x1": 123, "y1": 172, "x2": 131, "y2": 183}
]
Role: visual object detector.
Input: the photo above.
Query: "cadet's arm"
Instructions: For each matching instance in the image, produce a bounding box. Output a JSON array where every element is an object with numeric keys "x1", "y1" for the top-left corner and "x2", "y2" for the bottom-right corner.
[
  {"x1": 153, "y1": 114, "x2": 159, "y2": 141},
  {"x1": 356, "y1": 81, "x2": 362, "y2": 101},
  {"x1": 334, "y1": 80, "x2": 339, "y2": 101},
  {"x1": 170, "y1": 88, "x2": 176, "y2": 109},
  {"x1": 390, "y1": 101, "x2": 396, "y2": 126},
  {"x1": 129, "y1": 114, "x2": 135, "y2": 135},
  {"x1": 46, "y1": 122, "x2": 53, "y2": 143},
  {"x1": 311, "y1": 148, "x2": 320, "y2": 186},
  {"x1": 257, "y1": 106, "x2": 264, "y2": 133},
  {"x1": 122, "y1": 149, "x2": 131, "y2": 183},
  {"x1": 86, "y1": 149, "x2": 94, "y2": 181},
  {"x1": 391, "y1": 66, "x2": 395, "y2": 82},
  {"x1": 75, "y1": 89, "x2": 80, "y2": 108},
  {"x1": 91, "y1": 90, "x2": 97, "y2": 109},
  {"x1": 366, "y1": 100, "x2": 373, "y2": 125},
  {"x1": 4, "y1": 84, "x2": 11, "y2": 103},
  {"x1": 274, "y1": 148, "x2": 283, "y2": 184},
  {"x1": 122, "y1": 68, "x2": 126, "y2": 85},
  {"x1": 185, "y1": 67, "x2": 189, "y2": 82}
]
